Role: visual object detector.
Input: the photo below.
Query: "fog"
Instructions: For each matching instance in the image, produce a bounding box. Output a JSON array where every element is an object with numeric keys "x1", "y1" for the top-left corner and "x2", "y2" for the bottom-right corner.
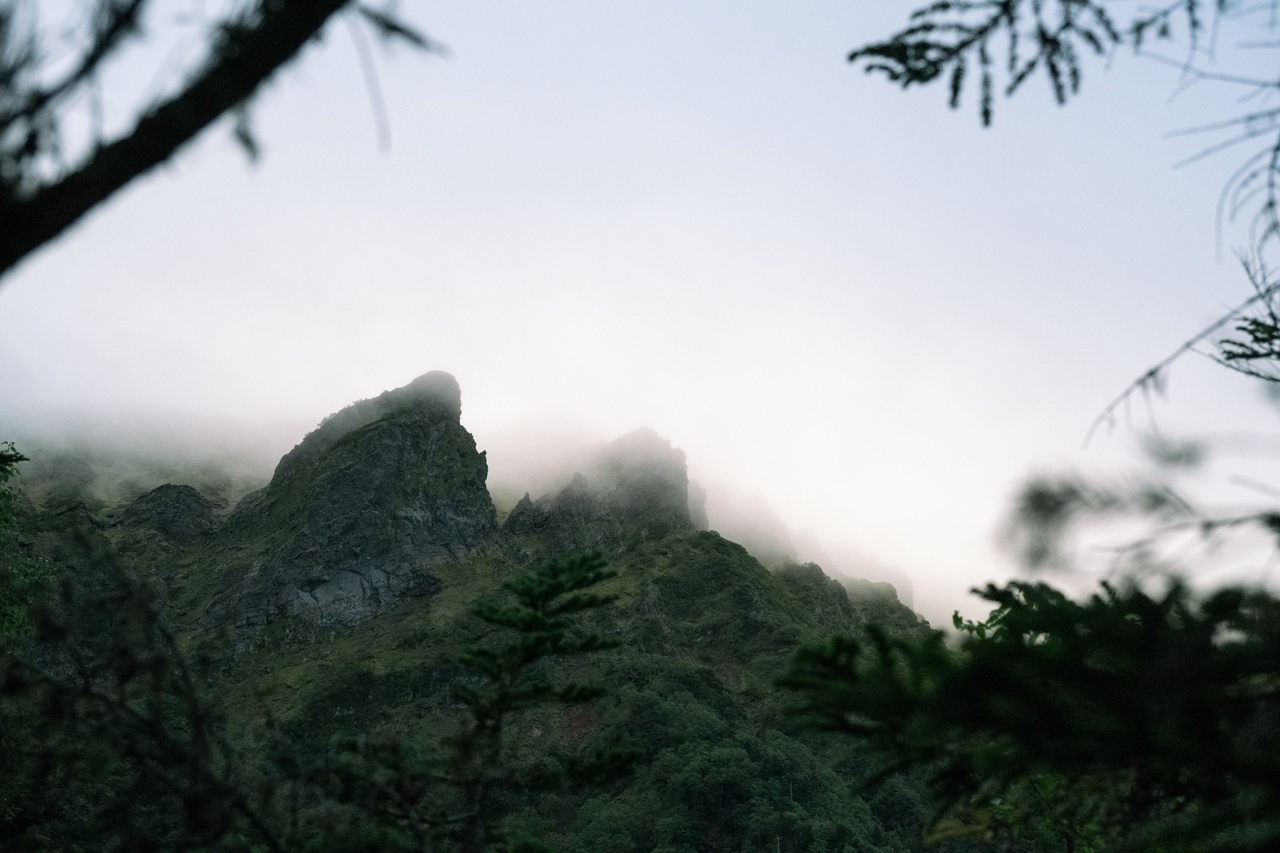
[
  {"x1": 0, "y1": 409, "x2": 290, "y2": 511},
  {"x1": 481, "y1": 423, "x2": 916, "y2": 600},
  {"x1": 8, "y1": 365, "x2": 1280, "y2": 627},
  {"x1": 5, "y1": 2, "x2": 1280, "y2": 626},
  {"x1": 3, "y1": 399, "x2": 924, "y2": 606}
]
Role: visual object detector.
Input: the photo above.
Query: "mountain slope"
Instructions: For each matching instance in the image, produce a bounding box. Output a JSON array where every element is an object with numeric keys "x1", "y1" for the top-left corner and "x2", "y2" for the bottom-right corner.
[{"x1": 15, "y1": 372, "x2": 951, "y2": 853}]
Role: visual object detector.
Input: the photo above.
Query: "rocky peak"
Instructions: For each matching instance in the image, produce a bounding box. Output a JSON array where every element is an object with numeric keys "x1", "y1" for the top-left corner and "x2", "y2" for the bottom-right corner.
[
  {"x1": 117, "y1": 484, "x2": 217, "y2": 543},
  {"x1": 504, "y1": 427, "x2": 693, "y2": 555},
  {"x1": 588, "y1": 428, "x2": 692, "y2": 535},
  {"x1": 268, "y1": 371, "x2": 462, "y2": 489},
  {"x1": 207, "y1": 372, "x2": 496, "y2": 639}
]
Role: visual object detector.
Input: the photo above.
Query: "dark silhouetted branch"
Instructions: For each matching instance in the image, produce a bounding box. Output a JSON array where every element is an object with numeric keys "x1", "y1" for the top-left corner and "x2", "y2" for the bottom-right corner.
[{"x1": 0, "y1": 0, "x2": 353, "y2": 280}]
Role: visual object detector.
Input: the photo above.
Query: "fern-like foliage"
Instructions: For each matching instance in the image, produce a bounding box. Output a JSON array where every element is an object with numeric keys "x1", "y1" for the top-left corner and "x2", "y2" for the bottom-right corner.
[{"x1": 781, "y1": 579, "x2": 1280, "y2": 851}]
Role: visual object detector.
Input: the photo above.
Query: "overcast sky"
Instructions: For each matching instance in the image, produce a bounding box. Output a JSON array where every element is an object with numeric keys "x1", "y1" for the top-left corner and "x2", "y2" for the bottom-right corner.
[{"x1": 3, "y1": 1, "x2": 1279, "y2": 624}]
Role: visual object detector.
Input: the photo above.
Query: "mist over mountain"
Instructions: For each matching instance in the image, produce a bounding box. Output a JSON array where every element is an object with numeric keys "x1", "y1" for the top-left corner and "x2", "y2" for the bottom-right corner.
[
  {"x1": 0, "y1": 411, "x2": 289, "y2": 512},
  {"x1": 483, "y1": 431, "x2": 917, "y2": 605},
  {"x1": 5, "y1": 378, "x2": 918, "y2": 615},
  {"x1": 10, "y1": 372, "x2": 922, "y2": 632},
  {"x1": 204, "y1": 371, "x2": 496, "y2": 641},
  {"x1": 8, "y1": 371, "x2": 944, "y2": 850}
]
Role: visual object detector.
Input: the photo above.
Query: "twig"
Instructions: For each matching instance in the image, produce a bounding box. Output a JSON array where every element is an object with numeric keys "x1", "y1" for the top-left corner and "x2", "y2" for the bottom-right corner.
[{"x1": 1085, "y1": 260, "x2": 1280, "y2": 446}]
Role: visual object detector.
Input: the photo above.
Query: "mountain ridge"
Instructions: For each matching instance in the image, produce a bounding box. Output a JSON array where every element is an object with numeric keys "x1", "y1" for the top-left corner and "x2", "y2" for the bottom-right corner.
[{"x1": 11, "y1": 371, "x2": 944, "y2": 852}]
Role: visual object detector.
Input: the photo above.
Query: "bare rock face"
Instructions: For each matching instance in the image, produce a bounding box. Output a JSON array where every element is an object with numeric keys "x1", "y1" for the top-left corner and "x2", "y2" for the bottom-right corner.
[
  {"x1": 117, "y1": 484, "x2": 217, "y2": 543},
  {"x1": 504, "y1": 427, "x2": 693, "y2": 556},
  {"x1": 207, "y1": 372, "x2": 496, "y2": 638}
]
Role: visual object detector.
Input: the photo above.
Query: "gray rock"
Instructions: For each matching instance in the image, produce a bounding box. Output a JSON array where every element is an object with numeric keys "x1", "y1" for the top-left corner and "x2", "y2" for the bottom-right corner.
[
  {"x1": 117, "y1": 484, "x2": 217, "y2": 543},
  {"x1": 207, "y1": 371, "x2": 496, "y2": 639},
  {"x1": 504, "y1": 427, "x2": 693, "y2": 556}
]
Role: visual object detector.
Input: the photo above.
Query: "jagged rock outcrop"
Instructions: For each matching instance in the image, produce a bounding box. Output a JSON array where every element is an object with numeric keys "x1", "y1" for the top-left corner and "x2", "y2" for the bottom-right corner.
[
  {"x1": 206, "y1": 372, "x2": 497, "y2": 638},
  {"x1": 117, "y1": 484, "x2": 217, "y2": 543},
  {"x1": 504, "y1": 427, "x2": 693, "y2": 556}
]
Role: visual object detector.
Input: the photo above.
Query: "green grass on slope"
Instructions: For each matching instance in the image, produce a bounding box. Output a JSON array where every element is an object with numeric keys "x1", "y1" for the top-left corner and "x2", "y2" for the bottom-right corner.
[
  {"x1": 191, "y1": 528, "x2": 948, "y2": 851},
  {"x1": 19, "y1": 485, "x2": 990, "y2": 853}
]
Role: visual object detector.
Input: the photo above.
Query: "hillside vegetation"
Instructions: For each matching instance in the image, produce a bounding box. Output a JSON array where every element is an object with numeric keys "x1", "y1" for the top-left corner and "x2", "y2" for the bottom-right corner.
[{"x1": 1, "y1": 374, "x2": 1006, "y2": 853}]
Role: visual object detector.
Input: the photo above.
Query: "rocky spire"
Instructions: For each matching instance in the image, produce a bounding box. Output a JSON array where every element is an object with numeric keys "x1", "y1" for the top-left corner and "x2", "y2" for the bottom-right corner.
[
  {"x1": 207, "y1": 372, "x2": 496, "y2": 639},
  {"x1": 504, "y1": 427, "x2": 693, "y2": 556}
]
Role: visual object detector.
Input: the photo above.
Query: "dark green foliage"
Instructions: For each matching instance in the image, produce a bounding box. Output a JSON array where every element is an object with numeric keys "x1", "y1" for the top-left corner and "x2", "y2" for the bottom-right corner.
[
  {"x1": 501, "y1": 429, "x2": 695, "y2": 560},
  {"x1": 0, "y1": 552, "x2": 280, "y2": 851},
  {"x1": 849, "y1": 0, "x2": 1240, "y2": 125},
  {"x1": 6, "y1": 427, "x2": 945, "y2": 852},
  {"x1": 1218, "y1": 262, "x2": 1280, "y2": 384},
  {"x1": 848, "y1": 5, "x2": 1280, "y2": 845},
  {"x1": 0, "y1": 441, "x2": 47, "y2": 638},
  {"x1": 440, "y1": 553, "x2": 626, "y2": 851},
  {"x1": 0, "y1": 539, "x2": 626, "y2": 852},
  {"x1": 782, "y1": 579, "x2": 1280, "y2": 851},
  {"x1": 561, "y1": 720, "x2": 893, "y2": 853},
  {"x1": 850, "y1": 0, "x2": 1121, "y2": 125},
  {"x1": 1002, "y1": 472, "x2": 1193, "y2": 572},
  {"x1": 482, "y1": 541, "x2": 940, "y2": 852},
  {"x1": 0, "y1": 440, "x2": 26, "y2": 470}
]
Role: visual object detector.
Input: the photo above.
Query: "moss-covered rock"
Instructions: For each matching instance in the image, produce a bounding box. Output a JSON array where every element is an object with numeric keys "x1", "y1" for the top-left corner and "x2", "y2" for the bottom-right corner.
[
  {"x1": 11, "y1": 372, "x2": 948, "y2": 853},
  {"x1": 116, "y1": 484, "x2": 218, "y2": 543},
  {"x1": 203, "y1": 372, "x2": 496, "y2": 642}
]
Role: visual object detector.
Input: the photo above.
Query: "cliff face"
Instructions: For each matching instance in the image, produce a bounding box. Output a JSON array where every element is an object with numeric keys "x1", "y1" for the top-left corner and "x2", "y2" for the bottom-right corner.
[
  {"x1": 22, "y1": 372, "x2": 925, "y2": 664},
  {"x1": 117, "y1": 484, "x2": 218, "y2": 544},
  {"x1": 205, "y1": 372, "x2": 496, "y2": 638},
  {"x1": 9, "y1": 373, "x2": 938, "y2": 853}
]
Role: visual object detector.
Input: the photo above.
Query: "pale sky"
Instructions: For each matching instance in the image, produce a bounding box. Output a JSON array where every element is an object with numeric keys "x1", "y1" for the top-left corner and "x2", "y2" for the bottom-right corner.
[{"x1": 3, "y1": 1, "x2": 1279, "y2": 624}]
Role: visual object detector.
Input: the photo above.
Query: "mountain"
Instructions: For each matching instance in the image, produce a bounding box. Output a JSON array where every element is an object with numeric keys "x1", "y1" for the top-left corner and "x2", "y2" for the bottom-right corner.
[
  {"x1": 7, "y1": 372, "x2": 954, "y2": 853},
  {"x1": 504, "y1": 427, "x2": 696, "y2": 559},
  {"x1": 203, "y1": 371, "x2": 495, "y2": 641}
]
